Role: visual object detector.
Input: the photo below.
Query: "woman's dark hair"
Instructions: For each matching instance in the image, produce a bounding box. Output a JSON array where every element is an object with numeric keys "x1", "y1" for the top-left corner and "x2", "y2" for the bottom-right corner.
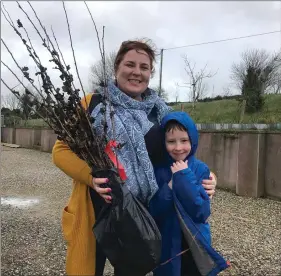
[
  {"x1": 114, "y1": 38, "x2": 157, "y2": 77},
  {"x1": 164, "y1": 120, "x2": 187, "y2": 133}
]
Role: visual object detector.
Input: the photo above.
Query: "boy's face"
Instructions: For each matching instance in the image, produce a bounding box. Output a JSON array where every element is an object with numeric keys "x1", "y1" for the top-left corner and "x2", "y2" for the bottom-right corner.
[{"x1": 165, "y1": 128, "x2": 191, "y2": 161}]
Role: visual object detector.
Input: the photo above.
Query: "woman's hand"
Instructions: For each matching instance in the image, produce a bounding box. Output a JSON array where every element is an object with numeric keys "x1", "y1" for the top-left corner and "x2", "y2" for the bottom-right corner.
[
  {"x1": 202, "y1": 172, "x2": 217, "y2": 199},
  {"x1": 92, "y1": 177, "x2": 112, "y2": 203}
]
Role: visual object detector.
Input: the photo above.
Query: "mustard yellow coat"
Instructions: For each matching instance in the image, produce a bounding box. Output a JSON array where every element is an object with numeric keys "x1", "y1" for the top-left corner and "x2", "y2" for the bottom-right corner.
[{"x1": 52, "y1": 94, "x2": 97, "y2": 275}]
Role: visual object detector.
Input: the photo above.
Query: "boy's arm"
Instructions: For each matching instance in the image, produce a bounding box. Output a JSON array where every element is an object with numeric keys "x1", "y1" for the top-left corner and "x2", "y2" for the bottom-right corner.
[{"x1": 173, "y1": 163, "x2": 211, "y2": 223}]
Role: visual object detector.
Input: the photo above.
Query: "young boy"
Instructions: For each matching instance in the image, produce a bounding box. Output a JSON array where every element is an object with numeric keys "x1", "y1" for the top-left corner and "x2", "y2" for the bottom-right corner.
[{"x1": 149, "y1": 111, "x2": 229, "y2": 276}]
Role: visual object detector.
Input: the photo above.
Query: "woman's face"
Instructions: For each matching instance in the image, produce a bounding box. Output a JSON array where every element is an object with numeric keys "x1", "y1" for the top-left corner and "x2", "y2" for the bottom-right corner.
[{"x1": 115, "y1": 49, "x2": 152, "y2": 101}]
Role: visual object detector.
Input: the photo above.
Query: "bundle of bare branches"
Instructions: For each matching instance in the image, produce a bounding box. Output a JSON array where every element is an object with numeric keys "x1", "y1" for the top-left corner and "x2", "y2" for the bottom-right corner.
[{"x1": 1, "y1": 1, "x2": 115, "y2": 174}]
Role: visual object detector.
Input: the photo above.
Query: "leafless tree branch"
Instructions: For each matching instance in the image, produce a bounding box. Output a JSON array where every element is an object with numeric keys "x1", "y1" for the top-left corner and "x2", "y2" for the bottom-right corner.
[
  {"x1": 181, "y1": 54, "x2": 217, "y2": 107},
  {"x1": 230, "y1": 48, "x2": 281, "y2": 93}
]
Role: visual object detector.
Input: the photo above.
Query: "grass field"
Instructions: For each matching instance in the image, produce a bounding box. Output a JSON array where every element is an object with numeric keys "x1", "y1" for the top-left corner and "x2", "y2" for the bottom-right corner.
[
  {"x1": 173, "y1": 94, "x2": 281, "y2": 124},
  {"x1": 6, "y1": 94, "x2": 281, "y2": 127}
]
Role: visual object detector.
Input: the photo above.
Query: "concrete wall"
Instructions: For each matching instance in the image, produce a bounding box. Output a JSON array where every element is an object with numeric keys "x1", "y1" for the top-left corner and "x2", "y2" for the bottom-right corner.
[
  {"x1": 40, "y1": 129, "x2": 58, "y2": 152},
  {"x1": 1, "y1": 128, "x2": 15, "y2": 144},
  {"x1": 1, "y1": 127, "x2": 281, "y2": 200},
  {"x1": 15, "y1": 128, "x2": 42, "y2": 149},
  {"x1": 196, "y1": 132, "x2": 238, "y2": 191},
  {"x1": 264, "y1": 134, "x2": 281, "y2": 200},
  {"x1": 194, "y1": 130, "x2": 281, "y2": 200}
]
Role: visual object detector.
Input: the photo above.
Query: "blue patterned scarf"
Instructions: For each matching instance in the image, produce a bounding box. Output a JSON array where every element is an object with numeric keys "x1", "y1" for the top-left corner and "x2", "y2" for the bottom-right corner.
[{"x1": 91, "y1": 81, "x2": 172, "y2": 204}]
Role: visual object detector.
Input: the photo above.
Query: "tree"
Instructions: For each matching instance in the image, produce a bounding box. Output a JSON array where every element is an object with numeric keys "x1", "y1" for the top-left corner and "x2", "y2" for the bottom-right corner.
[
  {"x1": 268, "y1": 67, "x2": 281, "y2": 94},
  {"x1": 241, "y1": 66, "x2": 264, "y2": 113},
  {"x1": 222, "y1": 86, "x2": 232, "y2": 97},
  {"x1": 19, "y1": 93, "x2": 33, "y2": 120},
  {"x1": 151, "y1": 86, "x2": 169, "y2": 102},
  {"x1": 231, "y1": 48, "x2": 281, "y2": 94},
  {"x1": 1, "y1": 93, "x2": 20, "y2": 110},
  {"x1": 89, "y1": 51, "x2": 116, "y2": 90},
  {"x1": 14, "y1": 85, "x2": 42, "y2": 121},
  {"x1": 181, "y1": 54, "x2": 217, "y2": 108}
]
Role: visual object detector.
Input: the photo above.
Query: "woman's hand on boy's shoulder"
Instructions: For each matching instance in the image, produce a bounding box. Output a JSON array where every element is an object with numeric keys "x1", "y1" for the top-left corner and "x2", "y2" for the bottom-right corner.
[
  {"x1": 170, "y1": 160, "x2": 188, "y2": 174},
  {"x1": 202, "y1": 172, "x2": 217, "y2": 199}
]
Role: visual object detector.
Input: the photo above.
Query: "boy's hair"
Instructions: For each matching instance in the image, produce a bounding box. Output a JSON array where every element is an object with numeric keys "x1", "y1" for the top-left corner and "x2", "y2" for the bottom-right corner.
[{"x1": 164, "y1": 119, "x2": 187, "y2": 133}]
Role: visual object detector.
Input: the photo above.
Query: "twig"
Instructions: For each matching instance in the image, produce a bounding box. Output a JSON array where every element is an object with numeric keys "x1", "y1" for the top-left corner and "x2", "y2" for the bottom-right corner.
[
  {"x1": 62, "y1": 1, "x2": 88, "y2": 109},
  {"x1": 1, "y1": 60, "x2": 74, "y2": 139},
  {"x1": 1, "y1": 3, "x2": 15, "y2": 29},
  {"x1": 50, "y1": 25, "x2": 77, "y2": 93},
  {"x1": 50, "y1": 26, "x2": 72, "y2": 77},
  {"x1": 8, "y1": 3, "x2": 61, "y2": 102},
  {"x1": 18, "y1": 1, "x2": 77, "y2": 100},
  {"x1": 1, "y1": 78, "x2": 49, "y2": 123},
  {"x1": 84, "y1": 3, "x2": 121, "y2": 172},
  {"x1": 26, "y1": 1, "x2": 61, "y2": 61},
  {"x1": 84, "y1": 1, "x2": 104, "y2": 60},
  {"x1": 1, "y1": 39, "x2": 44, "y2": 99}
]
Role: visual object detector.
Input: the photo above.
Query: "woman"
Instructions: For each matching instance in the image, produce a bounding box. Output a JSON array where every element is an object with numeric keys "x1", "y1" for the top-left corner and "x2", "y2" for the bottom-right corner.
[{"x1": 52, "y1": 39, "x2": 217, "y2": 276}]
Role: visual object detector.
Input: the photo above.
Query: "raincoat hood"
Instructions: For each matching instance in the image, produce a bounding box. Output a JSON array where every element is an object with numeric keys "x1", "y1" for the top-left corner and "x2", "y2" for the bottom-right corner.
[{"x1": 161, "y1": 111, "x2": 199, "y2": 160}]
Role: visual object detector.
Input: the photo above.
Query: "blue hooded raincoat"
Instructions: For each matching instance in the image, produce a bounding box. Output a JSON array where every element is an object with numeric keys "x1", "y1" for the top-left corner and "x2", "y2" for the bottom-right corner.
[{"x1": 149, "y1": 111, "x2": 230, "y2": 276}]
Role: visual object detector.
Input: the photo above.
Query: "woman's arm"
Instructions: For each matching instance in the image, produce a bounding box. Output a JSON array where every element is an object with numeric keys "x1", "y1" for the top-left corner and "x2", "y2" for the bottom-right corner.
[{"x1": 52, "y1": 139, "x2": 93, "y2": 186}]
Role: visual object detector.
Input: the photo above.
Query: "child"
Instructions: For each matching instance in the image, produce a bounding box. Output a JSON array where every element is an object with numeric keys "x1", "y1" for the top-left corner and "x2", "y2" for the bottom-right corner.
[{"x1": 149, "y1": 111, "x2": 229, "y2": 276}]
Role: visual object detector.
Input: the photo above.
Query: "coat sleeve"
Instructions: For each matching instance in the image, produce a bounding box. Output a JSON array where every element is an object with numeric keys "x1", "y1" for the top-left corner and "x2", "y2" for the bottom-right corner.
[
  {"x1": 148, "y1": 167, "x2": 174, "y2": 220},
  {"x1": 172, "y1": 163, "x2": 211, "y2": 223},
  {"x1": 52, "y1": 94, "x2": 94, "y2": 187},
  {"x1": 149, "y1": 182, "x2": 173, "y2": 220}
]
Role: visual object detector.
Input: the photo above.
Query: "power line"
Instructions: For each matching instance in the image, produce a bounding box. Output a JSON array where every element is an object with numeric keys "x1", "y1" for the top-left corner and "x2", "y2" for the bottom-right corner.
[{"x1": 163, "y1": 30, "x2": 281, "y2": 51}]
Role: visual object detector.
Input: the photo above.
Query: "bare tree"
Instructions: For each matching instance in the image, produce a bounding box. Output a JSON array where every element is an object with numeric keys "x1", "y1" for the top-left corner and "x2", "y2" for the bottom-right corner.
[
  {"x1": 231, "y1": 48, "x2": 281, "y2": 94},
  {"x1": 272, "y1": 75, "x2": 281, "y2": 94},
  {"x1": 267, "y1": 66, "x2": 281, "y2": 94},
  {"x1": 1, "y1": 93, "x2": 20, "y2": 110},
  {"x1": 90, "y1": 51, "x2": 116, "y2": 90},
  {"x1": 181, "y1": 54, "x2": 217, "y2": 108},
  {"x1": 222, "y1": 86, "x2": 232, "y2": 97},
  {"x1": 151, "y1": 85, "x2": 169, "y2": 102}
]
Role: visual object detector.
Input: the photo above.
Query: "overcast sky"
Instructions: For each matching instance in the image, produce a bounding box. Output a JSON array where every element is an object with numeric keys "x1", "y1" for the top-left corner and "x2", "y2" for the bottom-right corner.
[{"x1": 1, "y1": 1, "x2": 281, "y2": 102}]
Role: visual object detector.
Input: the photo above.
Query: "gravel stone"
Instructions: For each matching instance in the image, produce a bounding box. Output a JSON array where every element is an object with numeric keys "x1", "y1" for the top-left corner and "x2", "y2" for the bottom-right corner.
[{"x1": 1, "y1": 147, "x2": 281, "y2": 275}]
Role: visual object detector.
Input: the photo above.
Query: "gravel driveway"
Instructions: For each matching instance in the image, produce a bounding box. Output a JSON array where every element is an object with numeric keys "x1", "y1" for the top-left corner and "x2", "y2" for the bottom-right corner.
[{"x1": 1, "y1": 147, "x2": 281, "y2": 275}]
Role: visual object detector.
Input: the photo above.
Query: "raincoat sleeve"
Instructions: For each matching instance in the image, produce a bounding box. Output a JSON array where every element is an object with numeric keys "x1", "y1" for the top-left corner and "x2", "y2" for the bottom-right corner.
[
  {"x1": 52, "y1": 94, "x2": 93, "y2": 187},
  {"x1": 149, "y1": 181, "x2": 173, "y2": 220},
  {"x1": 148, "y1": 167, "x2": 174, "y2": 220},
  {"x1": 172, "y1": 163, "x2": 211, "y2": 223}
]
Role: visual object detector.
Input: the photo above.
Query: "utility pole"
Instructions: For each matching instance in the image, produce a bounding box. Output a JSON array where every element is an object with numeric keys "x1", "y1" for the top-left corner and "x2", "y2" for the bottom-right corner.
[
  {"x1": 279, "y1": 2, "x2": 281, "y2": 51},
  {"x1": 159, "y1": 49, "x2": 164, "y2": 96},
  {"x1": 192, "y1": 83, "x2": 195, "y2": 110}
]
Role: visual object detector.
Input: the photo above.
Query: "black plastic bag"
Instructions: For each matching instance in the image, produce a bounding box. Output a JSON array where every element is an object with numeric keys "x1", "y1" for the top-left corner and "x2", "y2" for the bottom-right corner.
[{"x1": 92, "y1": 169, "x2": 162, "y2": 275}]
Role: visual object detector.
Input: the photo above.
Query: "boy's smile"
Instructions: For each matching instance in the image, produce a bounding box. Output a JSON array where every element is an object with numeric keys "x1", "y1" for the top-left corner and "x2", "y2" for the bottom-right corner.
[{"x1": 165, "y1": 129, "x2": 191, "y2": 161}]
